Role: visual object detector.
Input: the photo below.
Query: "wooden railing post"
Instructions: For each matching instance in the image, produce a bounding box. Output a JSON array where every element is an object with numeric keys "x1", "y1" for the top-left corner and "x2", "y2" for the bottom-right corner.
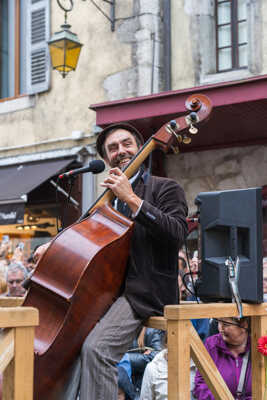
[
  {"x1": 3, "y1": 359, "x2": 14, "y2": 399},
  {"x1": 190, "y1": 324, "x2": 233, "y2": 400},
  {"x1": 14, "y1": 326, "x2": 35, "y2": 400},
  {"x1": 0, "y1": 306, "x2": 39, "y2": 400},
  {"x1": 167, "y1": 318, "x2": 191, "y2": 400}
]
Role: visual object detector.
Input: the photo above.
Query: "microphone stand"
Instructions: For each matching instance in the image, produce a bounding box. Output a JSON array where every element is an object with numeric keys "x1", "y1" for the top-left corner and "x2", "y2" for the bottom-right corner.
[
  {"x1": 53, "y1": 175, "x2": 78, "y2": 233},
  {"x1": 66, "y1": 176, "x2": 75, "y2": 207},
  {"x1": 50, "y1": 179, "x2": 79, "y2": 209},
  {"x1": 60, "y1": 175, "x2": 76, "y2": 231}
]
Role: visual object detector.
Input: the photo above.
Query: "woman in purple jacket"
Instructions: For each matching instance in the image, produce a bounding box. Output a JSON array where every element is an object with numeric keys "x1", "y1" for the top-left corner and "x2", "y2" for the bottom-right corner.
[{"x1": 193, "y1": 317, "x2": 251, "y2": 400}]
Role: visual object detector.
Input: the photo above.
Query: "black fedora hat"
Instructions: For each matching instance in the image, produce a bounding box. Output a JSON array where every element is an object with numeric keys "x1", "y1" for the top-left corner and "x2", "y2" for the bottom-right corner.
[{"x1": 96, "y1": 122, "x2": 144, "y2": 158}]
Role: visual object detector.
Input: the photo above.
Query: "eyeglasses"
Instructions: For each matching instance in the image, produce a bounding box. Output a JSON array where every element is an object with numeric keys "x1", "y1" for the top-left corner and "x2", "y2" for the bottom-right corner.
[
  {"x1": 8, "y1": 279, "x2": 23, "y2": 285},
  {"x1": 214, "y1": 318, "x2": 241, "y2": 328},
  {"x1": 214, "y1": 318, "x2": 249, "y2": 332}
]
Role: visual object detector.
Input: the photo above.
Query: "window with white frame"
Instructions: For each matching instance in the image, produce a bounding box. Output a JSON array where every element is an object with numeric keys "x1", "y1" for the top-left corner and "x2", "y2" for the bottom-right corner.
[
  {"x1": 215, "y1": 0, "x2": 248, "y2": 72},
  {"x1": 0, "y1": 0, "x2": 50, "y2": 101}
]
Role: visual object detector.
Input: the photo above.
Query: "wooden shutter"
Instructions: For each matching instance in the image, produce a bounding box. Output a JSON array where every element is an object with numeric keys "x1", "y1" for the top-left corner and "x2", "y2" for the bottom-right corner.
[{"x1": 26, "y1": 0, "x2": 50, "y2": 94}]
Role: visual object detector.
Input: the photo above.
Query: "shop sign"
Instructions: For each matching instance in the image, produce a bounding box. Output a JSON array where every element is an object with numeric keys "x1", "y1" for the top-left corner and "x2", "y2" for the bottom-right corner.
[{"x1": 0, "y1": 203, "x2": 25, "y2": 225}]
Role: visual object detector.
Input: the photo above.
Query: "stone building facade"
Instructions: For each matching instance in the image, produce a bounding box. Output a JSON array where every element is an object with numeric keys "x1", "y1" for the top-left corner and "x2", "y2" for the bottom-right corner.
[
  {"x1": 171, "y1": 0, "x2": 266, "y2": 212},
  {"x1": 0, "y1": 0, "x2": 266, "y2": 255}
]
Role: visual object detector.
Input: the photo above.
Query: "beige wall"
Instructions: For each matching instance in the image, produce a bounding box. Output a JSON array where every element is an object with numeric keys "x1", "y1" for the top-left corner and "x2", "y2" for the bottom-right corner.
[
  {"x1": 0, "y1": 0, "x2": 133, "y2": 156},
  {"x1": 171, "y1": 0, "x2": 194, "y2": 90}
]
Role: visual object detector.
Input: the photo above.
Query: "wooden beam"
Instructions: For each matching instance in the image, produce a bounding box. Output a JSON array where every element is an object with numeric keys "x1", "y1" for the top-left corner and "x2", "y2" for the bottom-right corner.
[
  {"x1": 0, "y1": 307, "x2": 38, "y2": 328},
  {"x1": 0, "y1": 329, "x2": 14, "y2": 374},
  {"x1": 145, "y1": 316, "x2": 166, "y2": 330},
  {"x1": 13, "y1": 327, "x2": 35, "y2": 400},
  {"x1": 190, "y1": 324, "x2": 234, "y2": 400},
  {"x1": 0, "y1": 298, "x2": 24, "y2": 308},
  {"x1": 3, "y1": 359, "x2": 14, "y2": 400},
  {"x1": 165, "y1": 303, "x2": 267, "y2": 320},
  {"x1": 168, "y1": 319, "x2": 191, "y2": 400}
]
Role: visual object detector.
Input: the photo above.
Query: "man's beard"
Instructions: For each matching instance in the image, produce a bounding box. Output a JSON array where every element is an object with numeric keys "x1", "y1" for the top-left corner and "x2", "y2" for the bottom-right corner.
[{"x1": 110, "y1": 153, "x2": 133, "y2": 169}]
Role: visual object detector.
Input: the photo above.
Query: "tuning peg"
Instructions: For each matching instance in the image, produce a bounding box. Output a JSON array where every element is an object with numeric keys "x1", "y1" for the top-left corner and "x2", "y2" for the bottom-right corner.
[
  {"x1": 190, "y1": 98, "x2": 200, "y2": 110},
  {"x1": 189, "y1": 124, "x2": 198, "y2": 135},
  {"x1": 170, "y1": 120, "x2": 177, "y2": 130},
  {"x1": 182, "y1": 134, "x2": 192, "y2": 144},
  {"x1": 189, "y1": 112, "x2": 198, "y2": 122}
]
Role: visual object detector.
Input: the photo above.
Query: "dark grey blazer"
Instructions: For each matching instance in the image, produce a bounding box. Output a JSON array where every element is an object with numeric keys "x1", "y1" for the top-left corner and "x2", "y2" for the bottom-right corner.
[{"x1": 124, "y1": 172, "x2": 188, "y2": 319}]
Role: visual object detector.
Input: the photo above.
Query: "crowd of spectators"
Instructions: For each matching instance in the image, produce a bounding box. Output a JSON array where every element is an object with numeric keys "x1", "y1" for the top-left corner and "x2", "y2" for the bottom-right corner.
[{"x1": 1, "y1": 234, "x2": 266, "y2": 399}]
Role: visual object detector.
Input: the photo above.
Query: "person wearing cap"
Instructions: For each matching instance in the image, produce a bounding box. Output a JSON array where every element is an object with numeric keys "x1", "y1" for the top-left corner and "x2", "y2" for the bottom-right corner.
[{"x1": 34, "y1": 122, "x2": 188, "y2": 400}]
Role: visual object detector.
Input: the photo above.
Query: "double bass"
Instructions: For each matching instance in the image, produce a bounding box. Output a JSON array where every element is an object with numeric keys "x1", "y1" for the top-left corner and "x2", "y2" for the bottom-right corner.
[{"x1": 22, "y1": 94, "x2": 212, "y2": 399}]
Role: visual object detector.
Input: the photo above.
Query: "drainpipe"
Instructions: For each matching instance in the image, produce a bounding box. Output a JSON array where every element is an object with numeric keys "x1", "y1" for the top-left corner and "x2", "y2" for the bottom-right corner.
[{"x1": 163, "y1": 0, "x2": 171, "y2": 91}]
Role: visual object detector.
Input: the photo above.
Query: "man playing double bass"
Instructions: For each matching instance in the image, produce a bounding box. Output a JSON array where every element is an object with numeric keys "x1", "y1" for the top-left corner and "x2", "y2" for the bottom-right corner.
[{"x1": 35, "y1": 122, "x2": 188, "y2": 399}]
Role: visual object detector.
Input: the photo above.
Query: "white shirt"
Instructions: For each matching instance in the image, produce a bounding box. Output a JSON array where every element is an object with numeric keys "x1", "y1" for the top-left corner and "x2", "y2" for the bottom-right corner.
[
  {"x1": 140, "y1": 349, "x2": 168, "y2": 400},
  {"x1": 140, "y1": 349, "x2": 197, "y2": 400}
]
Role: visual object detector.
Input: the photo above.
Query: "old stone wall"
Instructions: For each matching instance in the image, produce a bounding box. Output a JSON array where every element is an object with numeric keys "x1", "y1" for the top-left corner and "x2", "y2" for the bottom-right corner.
[
  {"x1": 103, "y1": 0, "x2": 164, "y2": 100},
  {"x1": 166, "y1": 144, "x2": 267, "y2": 213}
]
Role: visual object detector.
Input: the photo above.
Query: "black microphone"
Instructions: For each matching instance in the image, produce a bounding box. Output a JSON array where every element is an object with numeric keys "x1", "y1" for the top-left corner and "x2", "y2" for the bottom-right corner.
[{"x1": 59, "y1": 160, "x2": 105, "y2": 179}]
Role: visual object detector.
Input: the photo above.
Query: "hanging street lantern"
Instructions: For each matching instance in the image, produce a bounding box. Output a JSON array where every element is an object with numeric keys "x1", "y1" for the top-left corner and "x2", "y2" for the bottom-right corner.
[
  {"x1": 48, "y1": 0, "x2": 83, "y2": 78},
  {"x1": 48, "y1": 24, "x2": 83, "y2": 78}
]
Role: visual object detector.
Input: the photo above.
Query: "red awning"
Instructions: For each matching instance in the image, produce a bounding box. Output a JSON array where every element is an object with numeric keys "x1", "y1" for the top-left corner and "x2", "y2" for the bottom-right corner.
[{"x1": 90, "y1": 74, "x2": 267, "y2": 153}]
